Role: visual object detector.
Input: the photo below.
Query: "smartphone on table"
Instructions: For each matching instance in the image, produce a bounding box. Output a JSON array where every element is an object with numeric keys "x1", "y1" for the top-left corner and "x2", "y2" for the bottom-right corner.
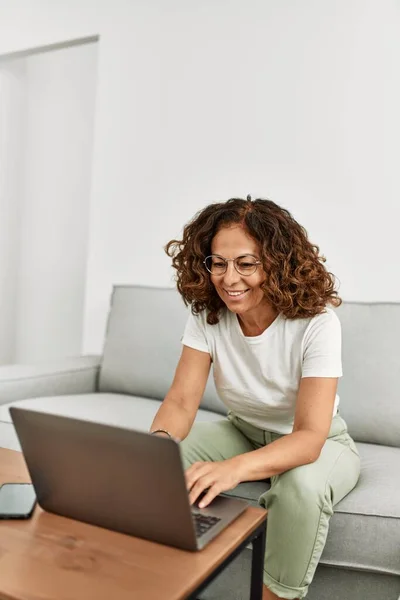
[{"x1": 0, "y1": 483, "x2": 37, "y2": 519}]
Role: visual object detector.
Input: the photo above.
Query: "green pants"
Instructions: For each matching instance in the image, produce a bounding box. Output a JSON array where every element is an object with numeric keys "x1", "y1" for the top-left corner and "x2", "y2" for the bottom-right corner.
[{"x1": 181, "y1": 412, "x2": 360, "y2": 599}]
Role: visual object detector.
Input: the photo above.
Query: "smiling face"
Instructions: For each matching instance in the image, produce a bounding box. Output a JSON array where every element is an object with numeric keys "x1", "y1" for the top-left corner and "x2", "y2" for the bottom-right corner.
[{"x1": 210, "y1": 224, "x2": 270, "y2": 320}]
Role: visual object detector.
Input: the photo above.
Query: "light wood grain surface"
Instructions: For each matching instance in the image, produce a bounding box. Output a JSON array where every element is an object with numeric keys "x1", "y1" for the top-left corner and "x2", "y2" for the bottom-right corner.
[{"x1": 0, "y1": 448, "x2": 266, "y2": 600}]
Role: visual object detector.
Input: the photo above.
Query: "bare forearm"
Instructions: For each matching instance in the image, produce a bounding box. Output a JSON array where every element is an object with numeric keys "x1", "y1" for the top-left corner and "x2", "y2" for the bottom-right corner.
[
  {"x1": 150, "y1": 398, "x2": 195, "y2": 441},
  {"x1": 233, "y1": 430, "x2": 324, "y2": 482}
]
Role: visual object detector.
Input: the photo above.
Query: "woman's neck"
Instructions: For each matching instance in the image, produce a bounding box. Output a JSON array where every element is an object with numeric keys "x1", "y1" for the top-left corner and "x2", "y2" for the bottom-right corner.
[{"x1": 237, "y1": 305, "x2": 279, "y2": 337}]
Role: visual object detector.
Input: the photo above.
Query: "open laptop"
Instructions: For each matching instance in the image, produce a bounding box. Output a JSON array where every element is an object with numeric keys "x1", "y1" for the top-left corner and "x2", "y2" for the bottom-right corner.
[{"x1": 10, "y1": 407, "x2": 248, "y2": 551}]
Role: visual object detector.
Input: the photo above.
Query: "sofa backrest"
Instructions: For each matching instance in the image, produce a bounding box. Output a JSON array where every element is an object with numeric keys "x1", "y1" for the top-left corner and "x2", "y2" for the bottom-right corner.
[
  {"x1": 98, "y1": 286, "x2": 227, "y2": 415},
  {"x1": 335, "y1": 301, "x2": 400, "y2": 447},
  {"x1": 99, "y1": 286, "x2": 400, "y2": 447}
]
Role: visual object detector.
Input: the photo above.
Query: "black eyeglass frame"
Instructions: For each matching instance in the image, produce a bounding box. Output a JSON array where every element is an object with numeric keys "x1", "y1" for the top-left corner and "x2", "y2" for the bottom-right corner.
[{"x1": 203, "y1": 254, "x2": 262, "y2": 276}]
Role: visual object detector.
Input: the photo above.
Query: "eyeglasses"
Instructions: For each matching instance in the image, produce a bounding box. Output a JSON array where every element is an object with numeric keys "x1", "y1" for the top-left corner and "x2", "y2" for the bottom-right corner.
[{"x1": 203, "y1": 255, "x2": 262, "y2": 276}]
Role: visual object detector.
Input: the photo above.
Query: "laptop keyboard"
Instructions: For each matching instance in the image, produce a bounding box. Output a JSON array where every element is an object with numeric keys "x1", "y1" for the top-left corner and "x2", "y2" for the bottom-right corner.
[{"x1": 192, "y1": 512, "x2": 221, "y2": 537}]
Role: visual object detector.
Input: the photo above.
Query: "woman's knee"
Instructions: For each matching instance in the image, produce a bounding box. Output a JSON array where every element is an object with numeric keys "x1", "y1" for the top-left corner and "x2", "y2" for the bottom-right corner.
[{"x1": 260, "y1": 463, "x2": 330, "y2": 513}]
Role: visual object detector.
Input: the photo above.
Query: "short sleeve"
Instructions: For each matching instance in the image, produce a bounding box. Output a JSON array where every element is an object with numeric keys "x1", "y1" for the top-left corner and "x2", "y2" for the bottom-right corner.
[
  {"x1": 181, "y1": 311, "x2": 210, "y2": 354},
  {"x1": 301, "y1": 309, "x2": 342, "y2": 378}
]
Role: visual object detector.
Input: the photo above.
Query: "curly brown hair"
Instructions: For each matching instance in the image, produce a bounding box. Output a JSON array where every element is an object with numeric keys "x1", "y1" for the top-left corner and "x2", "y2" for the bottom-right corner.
[{"x1": 165, "y1": 197, "x2": 341, "y2": 324}]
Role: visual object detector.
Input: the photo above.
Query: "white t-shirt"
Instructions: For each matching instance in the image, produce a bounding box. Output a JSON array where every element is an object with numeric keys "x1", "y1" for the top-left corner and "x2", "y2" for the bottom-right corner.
[{"x1": 181, "y1": 307, "x2": 342, "y2": 434}]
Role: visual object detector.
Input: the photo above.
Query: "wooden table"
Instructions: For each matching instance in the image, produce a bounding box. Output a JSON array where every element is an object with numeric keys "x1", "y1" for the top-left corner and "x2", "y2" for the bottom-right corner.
[{"x1": 0, "y1": 448, "x2": 267, "y2": 600}]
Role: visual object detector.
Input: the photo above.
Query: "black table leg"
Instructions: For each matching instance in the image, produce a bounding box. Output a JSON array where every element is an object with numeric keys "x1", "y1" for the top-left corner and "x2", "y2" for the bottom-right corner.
[{"x1": 249, "y1": 522, "x2": 266, "y2": 600}]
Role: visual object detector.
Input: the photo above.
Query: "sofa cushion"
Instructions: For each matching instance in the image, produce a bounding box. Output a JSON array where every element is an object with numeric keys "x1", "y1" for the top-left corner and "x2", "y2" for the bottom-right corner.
[
  {"x1": 222, "y1": 442, "x2": 400, "y2": 577},
  {"x1": 0, "y1": 393, "x2": 225, "y2": 451},
  {"x1": 0, "y1": 421, "x2": 20, "y2": 452},
  {"x1": 99, "y1": 286, "x2": 227, "y2": 415},
  {"x1": 336, "y1": 302, "x2": 400, "y2": 447},
  {"x1": 319, "y1": 442, "x2": 400, "y2": 575}
]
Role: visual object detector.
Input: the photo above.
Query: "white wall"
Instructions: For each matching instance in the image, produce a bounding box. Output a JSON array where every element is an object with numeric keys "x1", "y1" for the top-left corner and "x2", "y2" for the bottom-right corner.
[
  {"x1": 13, "y1": 42, "x2": 98, "y2": 362},
  {"x1": 0, "y1": 0, "x2": 399, "y2": 357},
  {"x1": 0, "y1": 42, "x2": 97, "y2": 363},
  {"x1": 0, "y1": 61, "x2": 26, "y2": 363}
]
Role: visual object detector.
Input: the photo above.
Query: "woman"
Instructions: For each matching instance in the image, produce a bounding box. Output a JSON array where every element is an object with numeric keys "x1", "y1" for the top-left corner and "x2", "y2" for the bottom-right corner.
[{"x1": 150, "y1": 196, "x2": 360, "y2": 600}]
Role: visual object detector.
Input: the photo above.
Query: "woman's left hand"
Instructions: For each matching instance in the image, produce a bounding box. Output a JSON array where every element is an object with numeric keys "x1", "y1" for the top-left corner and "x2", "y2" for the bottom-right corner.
[{"x1": 185, "y1": 459, "x2": 243, "y2": 508}]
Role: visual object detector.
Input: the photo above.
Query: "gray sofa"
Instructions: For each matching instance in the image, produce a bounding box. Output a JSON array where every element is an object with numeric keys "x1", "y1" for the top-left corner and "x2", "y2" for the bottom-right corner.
[{"x1": 0, "y1": 285, "x2": 399, "y2": 600}]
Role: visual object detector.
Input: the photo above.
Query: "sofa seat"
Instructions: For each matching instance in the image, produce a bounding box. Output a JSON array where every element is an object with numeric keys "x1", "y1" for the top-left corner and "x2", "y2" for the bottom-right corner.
[
  {"x1": 225, "y1": 442, "x2": 400, "y2": 578},
  {"x1": 0, "y1": 393, "x2": 224, "y2": 451},
  {"x1": 320, "y1": 442, "x2": 400, "y2": 576}
]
